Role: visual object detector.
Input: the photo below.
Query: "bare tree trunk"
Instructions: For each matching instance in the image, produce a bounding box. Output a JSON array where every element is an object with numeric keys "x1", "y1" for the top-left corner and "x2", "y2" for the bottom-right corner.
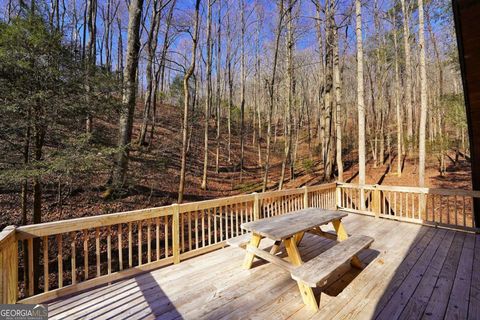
[
  {"x1": 279, "y1": 0, "x2": 294, "y2": 190},
  {"x1": 400, "y1": 0, "x2": 413, "y2": 156},
  {"x1": 112, "y1": 0, "x2": 144, "y2": 189},
  {"x1": 117, "y1": 17, "x2": 123, "y2": 81},
  {"x1": 215, "y1": 0, "x2": 222, "y2": 173},
  {"x1": 323, "y1": 0, "x2": 334, "y2": 180},
  {"x1": 139, "y1": 0, "x2": 162, "y2": 146},
  {"x1": 418, "y1": 0, "x2": 427, "y2": 186},
  {"x1": 239, "y1": 0, "x2": 246, "y2": 181},
  {"x1": 355, "y1": 0, "x2": 366, "y2": 205},
  {"x1": 391, "y1": 11, "x2": 403, "y2": 176},
  {"x1": 226, "y1": 9, "x2": 233, "y2": 164},
  {"x1": 262, "y1": 0, "x2": 284, "y2": 192},
  {"x1": 178, "y1": 0, "x2": 200, "y2": 203},
  {"x1": 255, "y1": 6, "x2": 263, "y2": 167},
  {"x1": 85, "y1": 0, "x2": 97, "y2": 134},
  {"x1": 333, "y1": 16, "x2": 343, "y2": 181},
  {"x1": 202, "y1": 0, "x2": 213, "y2": 190}
]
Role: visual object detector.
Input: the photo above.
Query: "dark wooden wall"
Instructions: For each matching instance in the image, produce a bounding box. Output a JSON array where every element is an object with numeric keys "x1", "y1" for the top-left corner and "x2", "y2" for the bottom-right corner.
[{"x1": 452, "y1": 0, "x2": 480, "y2": 227}]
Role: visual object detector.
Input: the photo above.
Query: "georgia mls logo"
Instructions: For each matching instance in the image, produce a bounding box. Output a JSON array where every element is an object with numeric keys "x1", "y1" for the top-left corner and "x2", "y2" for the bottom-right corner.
[{"x1": 0, "y1": 304, "x2": 48, "y2": 320}]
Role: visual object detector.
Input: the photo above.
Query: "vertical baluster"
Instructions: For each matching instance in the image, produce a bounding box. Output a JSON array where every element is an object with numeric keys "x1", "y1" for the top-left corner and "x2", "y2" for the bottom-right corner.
[
  {"x1": 214, "y1": 207, "x2": 218, "y2": 243},
  {"x1": 440, "y1": 196, "x2": 443, "y2": 224},
  {"x1": 463, "y1": 196, "x2": 467, "y2": 227},
  {"x1": 412, "y1": 193, "x2": 416, "y2": 219},
  {"x1": 230, "y1": 205, "x2": 234, "y2": 238},
  {"x1": 147, "y1": 220, "x2": 151, "y2": 263},
  {"x1": 235, "y1": 204, "x2": 239, "y2": 236},
  {"x1": 71, "y1": 232, "x2": 76, "y2": 285},
  {"x1": 188, "y1": 211, "x2": 192, "y2": 251},
  {"x1": 107, "y1": 226, "x2": 111, "y2": 274},
  {"x1": 82, "y1": 230, "x2": 88, "y2": 280},
  {"x1": 195, "y1": 211, "x2": 199, "y2": 249},
  {"x1": 43, "y1": 237, "x2": 49, "y2": 292},
  {"x1": 202, "y1": 209, "x2": 205, "y2": 247},
  {"x1": 181, "y1": 212, "x2": 185, "y2": 253},
  {"x1": 138, "y1": 222, "x2": 143, "y2": 266},
  {"x1": 128, "y1": 222, "x2": 132, "y2": 268},
  {"x1": 96, "y1": 227, "x2": 101, "y2": 276},
  {"x1": 239, "y1": 204, "x2": 244, "y2": 233},
  {"x1": 165, "y1": 215, "x2": 169, "y2": 258},
  {"x1": 118, "y1": 224, "x2": 123, "y2": 270},
  {"x1": 454, "y1": 195, "x2": 458, "y2": 226},
  {"x1": 447, "y1": 196, "x2": 451, "y2": 225},
  {"x1": 156, "y1": 218, "x2": 160, "y2": 261},
  {"x1": 57, "y1": 234, "x2": 63, "y2": 288},
  {"x1": 28, "y1": 238, "x2": 33, "y2": 296},
  {"x1": 221, "y1": 206, "x2": 225, "y2": 241},
  {"x1": 208, "y1": 209, "x2": 212, "y2": 245},
  {"x1": 400, "y1": 193, "x2": 403, "y2": 217}
]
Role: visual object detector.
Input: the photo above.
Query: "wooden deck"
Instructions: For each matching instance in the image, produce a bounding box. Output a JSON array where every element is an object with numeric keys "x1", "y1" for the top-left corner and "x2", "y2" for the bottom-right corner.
[{"x1": 46, "y1": 213, "x2": 480, "y2": 320}]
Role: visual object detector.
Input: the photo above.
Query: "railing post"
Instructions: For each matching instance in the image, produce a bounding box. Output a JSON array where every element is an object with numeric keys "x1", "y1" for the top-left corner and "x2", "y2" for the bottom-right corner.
[
  {"x1": 336, "y1": 184, "x2": 342, "y2": 209},
  {"x1": 172, "y1": 205, "x2": 180, "y2": 264},
  {"x1": 253, "y1": 192, "x2": 260, "y2": 220},
  {"x1": 0, "y1": 226, "x2": 18, "y2": 304},
  {"x1": 372, "y1": 186, "x2": 381, "y2": 218},
  {"x1": 303, "y1": 186, "x2": 309, "y2": 209}
]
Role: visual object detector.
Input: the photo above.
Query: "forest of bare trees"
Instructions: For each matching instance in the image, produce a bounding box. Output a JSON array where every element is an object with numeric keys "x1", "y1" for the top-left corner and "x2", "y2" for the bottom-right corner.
[{"x1": 0, "y1": 0, "x2": 468, "y2": 229}]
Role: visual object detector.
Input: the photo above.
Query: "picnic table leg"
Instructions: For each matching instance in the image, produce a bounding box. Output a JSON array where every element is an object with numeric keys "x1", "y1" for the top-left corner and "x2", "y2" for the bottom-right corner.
[
  {"x1": 284, "y1": 237, "x2": 319, "y2": 311},
  {"x1": 294, "y1": 231, "x2": 305, "y2": 246},
  {"x1": 332, "y1": 219, "x2": 348, "y2": 241},
  {"x1": 332, "y1": 219, "x2": 364, "y2": 269},
  {"x1": 269, "y1": 240, "x2": 282, "y2": 254},
  {"x1": 242, "y1": 233, "x2": 262, "y2": 269}
]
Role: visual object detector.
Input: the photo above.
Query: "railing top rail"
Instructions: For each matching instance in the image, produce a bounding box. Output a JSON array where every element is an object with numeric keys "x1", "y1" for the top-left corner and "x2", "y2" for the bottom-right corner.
[
  {"x1": 257, "y1": 183, "x2": 337, "y2": 200},
  {"x1": 177, "y1": 193, "x2": 255, "y2": 212},
  {"x1": 337, "y1": 182, "x2": 480, "y2": 198},
  {"x1": 16, "y1": 206, "x2": 174, "y2": 240},
  {"x1": 12, "y1": 183, "x2": 337, "y2": 240}
]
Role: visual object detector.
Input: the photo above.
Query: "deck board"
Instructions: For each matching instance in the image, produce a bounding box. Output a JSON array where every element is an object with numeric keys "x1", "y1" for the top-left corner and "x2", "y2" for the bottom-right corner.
[{"x1": 46, "y1": 213, "x2": 479, "y2": 320}]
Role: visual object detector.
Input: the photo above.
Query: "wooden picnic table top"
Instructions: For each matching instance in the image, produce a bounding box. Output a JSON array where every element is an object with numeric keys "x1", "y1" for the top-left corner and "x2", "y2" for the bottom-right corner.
[{"x1": 241, "y1": 208, "x2": 347, "y2": 241}]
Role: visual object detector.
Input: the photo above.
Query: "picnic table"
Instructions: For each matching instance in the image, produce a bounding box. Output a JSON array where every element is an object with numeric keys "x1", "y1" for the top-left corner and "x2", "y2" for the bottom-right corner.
[{"x1": 229, "y1": 208, "x2": 373, "y2": 311}]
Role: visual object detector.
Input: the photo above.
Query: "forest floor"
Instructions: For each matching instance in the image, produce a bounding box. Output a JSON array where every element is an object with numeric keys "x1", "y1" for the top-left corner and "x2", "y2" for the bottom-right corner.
[{"x1": 0, "y1": 103, "x2": 472, "y2": 228}]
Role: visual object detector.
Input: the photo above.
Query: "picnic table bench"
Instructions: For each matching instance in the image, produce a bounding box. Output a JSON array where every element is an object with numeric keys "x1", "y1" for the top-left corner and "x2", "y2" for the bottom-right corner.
[{"x1": 227, "y1": 208, "x2": 373, "y2": 311}]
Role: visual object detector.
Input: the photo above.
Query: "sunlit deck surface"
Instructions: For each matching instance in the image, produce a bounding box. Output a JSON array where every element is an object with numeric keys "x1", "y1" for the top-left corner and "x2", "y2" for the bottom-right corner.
[{"x1": 47, "y1": 213, "x2": 479, "y2": 320}]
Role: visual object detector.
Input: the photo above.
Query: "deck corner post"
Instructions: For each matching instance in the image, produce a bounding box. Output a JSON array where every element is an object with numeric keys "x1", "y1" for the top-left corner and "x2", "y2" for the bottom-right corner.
[
  {"x1": 303, "y1": 186, "x2": 309, "y2": 209},
  {"x1": 253, "y1": 193, "x2": 260, "y2": 220},
  {"x1": 172, "y1": 205, "x2": 180, "y2": 264},
  {"x1": 0, "y1": 226, "x2": 18, "y2": 304}
]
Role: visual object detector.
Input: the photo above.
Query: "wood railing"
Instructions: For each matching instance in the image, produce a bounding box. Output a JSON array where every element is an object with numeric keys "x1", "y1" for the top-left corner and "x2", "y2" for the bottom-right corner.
[
  {"x1": 0, "y1": 183, "x2": 336, "y2": 304},
  {"x1": 337, "y1": 182, "x2": 479, "y2": 231},
  {"x1": 1, "y1": 181, "x2": 477, "y2": 305}
]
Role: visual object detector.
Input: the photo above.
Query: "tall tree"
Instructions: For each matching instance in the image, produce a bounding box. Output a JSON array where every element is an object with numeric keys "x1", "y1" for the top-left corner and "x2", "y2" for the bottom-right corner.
[
  {"x1": 112, "y1": 0, "x2": 144, "y2": 188},
  {"x1": 333, "y1": 5, "x2": 343, "y2": 181},
  {"x1": 392, "y1": 9, "x2": 403, "y2": 176},
  {"x1": 178, "y1": 0, "x2": 201, "y2": 203},
  {"x1": 418, "y1": 0, "x2": 427, "y2": 186},
  {"x1": 262, "y1": 0, "x2": 284, "y2": 192},
  {"x1": 138, "y1": 0, "x2": 162, "y2": 146},
  {"x1": 201, "y1": 0, "x2": 213, "y2": 190},
  {"x1": 239, "y1": 0, "x2": 246, "y2": 181},
  {"x1": 215, "y1": 0, "x2": 222, "y2": 173},
  {"x1": 355, "y1": 0, "x2": 366, "y2": 202},
  {"x1": 85, "y1": 0, "x2": 97, "y2": 134},
  {"x1": 400, "y1": 0, "x2": 413, "y2": 155},
  {"x1": 279, "y1": 0, "x2": 295, "y2": 190}
]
